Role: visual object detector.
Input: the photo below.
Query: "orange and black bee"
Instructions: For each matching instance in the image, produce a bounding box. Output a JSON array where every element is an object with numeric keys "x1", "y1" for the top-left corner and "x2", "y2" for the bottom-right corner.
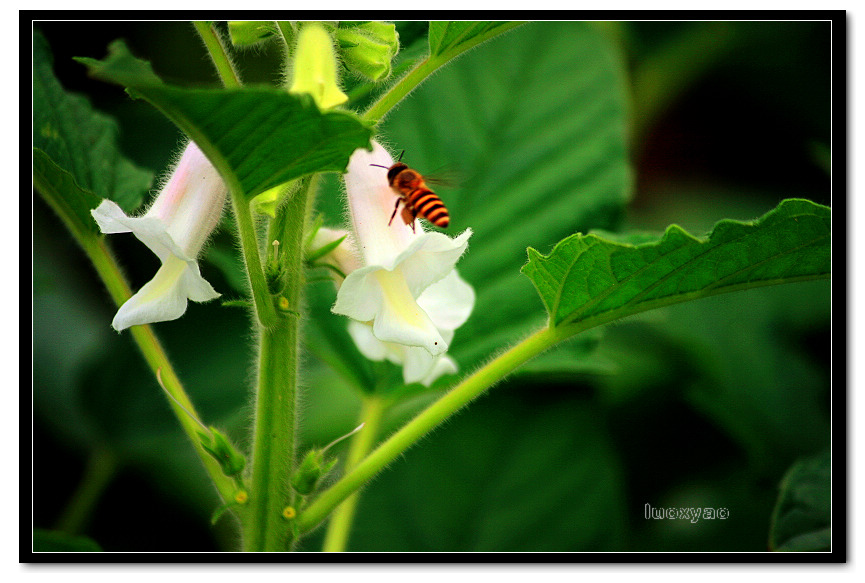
[{"x1": 371, "y1": 152, "x2": 450, "y2": 232}]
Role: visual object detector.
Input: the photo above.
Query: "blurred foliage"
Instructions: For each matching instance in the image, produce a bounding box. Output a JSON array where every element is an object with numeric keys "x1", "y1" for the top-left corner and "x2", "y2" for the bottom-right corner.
[
  {"x1": 33, "y1": 529, "x2": 102, "y2": 552},
  {"x1": 769, "y1": 448, "x2": 831, "y2": 551},
  {"x1": 31, "y1": 20, "x2": 832, "y2": 553}
]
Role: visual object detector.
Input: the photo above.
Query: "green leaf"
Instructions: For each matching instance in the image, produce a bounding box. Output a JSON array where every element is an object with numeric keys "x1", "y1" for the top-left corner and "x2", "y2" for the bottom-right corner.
[
  {"x1": 33, "y1": 529, "x2": 102, "y2": 552},
  {"x1": 75, "y1": 39, "x2": 373, "y2": 199},
  {"x1": 313, "y1": 22, "x2": 632, "y2": 387},
  {"x1": 522, "y1": 199, "x2": 830, "y2": 330},
  {"x1": 428, "y1": 21, "x2": 524, "y2": 59},
  {"x1": 33, "y1": 31, "x2": 153, "y2": 217},
  {"x1": 33, "y1": 148, "x2": 102, "y2": 240},
  {"x1": 769, "y1": 449, "x2": 831, "y2": 551}
]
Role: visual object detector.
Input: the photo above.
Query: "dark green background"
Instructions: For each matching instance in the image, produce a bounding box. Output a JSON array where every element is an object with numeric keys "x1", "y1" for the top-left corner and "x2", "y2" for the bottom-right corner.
[{"x1": 32, "y1": 20, "x2": 832, "y2": 552}]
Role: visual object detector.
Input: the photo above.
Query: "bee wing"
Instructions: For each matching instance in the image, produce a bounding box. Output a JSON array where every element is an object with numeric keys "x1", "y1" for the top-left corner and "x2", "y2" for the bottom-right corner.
[{"x1": 423, "y1": 165, "x2": 465, "y2": 189}]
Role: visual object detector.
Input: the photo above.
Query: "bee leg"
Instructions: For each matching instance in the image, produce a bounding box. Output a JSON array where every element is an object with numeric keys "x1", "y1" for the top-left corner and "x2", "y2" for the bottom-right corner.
[
  {"x1": 401, "y1": 203, "x2": 417, "y2": 232},
  {"x1": 388, "y1": 198, "x2": 401, "y2": 226}
]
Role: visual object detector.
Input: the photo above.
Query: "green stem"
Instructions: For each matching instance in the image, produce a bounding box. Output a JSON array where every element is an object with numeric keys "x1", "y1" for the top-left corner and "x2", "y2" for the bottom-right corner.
[
  {"x1": 193, "y1": 21, "x2": 242, "y2": 88},
  {"x1": 321, "y1": 396, "x2": 387, "y2": 552},
  {"x1": 362, "y1": 57, "x2": 441, "y2": 124},
  {"x1": 229, "y1": 192, "x2": 278, "y2": 328},
  {"x1": 275, "y1": 21, "x2": 296, "y2": 50},
  {"x1": 242, "y1": 180, "x2": 312, "y2": 552},
  {"x1": 55, "y1": 447, "x2": 118, "y2": 535},
  {"x1": 193, "y1": 21, "x2": 276, "y2": 330},
  {"x1": 298, "y1": 325, "x2": 563, "y2": 534},
  {"x1": 363, "y1": 22, "x2": 525, "y2": 124}
]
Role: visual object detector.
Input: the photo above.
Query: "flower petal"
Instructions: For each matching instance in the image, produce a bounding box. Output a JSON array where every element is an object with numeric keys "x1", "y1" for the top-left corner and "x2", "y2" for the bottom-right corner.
[
  {"x1": 334, "y1": 264, "x2": 448, "y2": 354},
  {"x1": 91, "y1": 199, "x2": 191, "y2": 263},
  {"x1": 348, "y1": 322, "x2": 457, "y2": 387},
  {"x1": 417, "y1": 269, "x2": 476, "y2": 331},
  {"x1": 332, "y1": 264, "x2": 388, "y2": 322},
  {"x1": 345, "y1": 142, "x2": 420, "y2": 266},
  {"x1": 111, "y1": 255, "x2": 219, "y2": 331},
  {"x1": 347, "y1": 320, "x2": 389, "y2": 361},
  {"x1": 370, "y1": 269, "x2": 446, "y2": 355},
  {"x1": 418, "y1": 354, "x2": 458, "y2": 387},
  {"x1": 393, "y1": 229, "x2": 472, "y2": 296}
]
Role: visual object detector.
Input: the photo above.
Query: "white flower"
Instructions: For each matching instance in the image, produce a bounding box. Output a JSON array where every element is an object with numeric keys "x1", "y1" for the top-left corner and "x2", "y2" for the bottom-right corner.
[
  {"x1": 346, "y1": 270, "x2": 474, "y2": 385},
  {"x1": 91, "y1": 141, "x2": 227, "y2": 331},
  {"x1": 326, "y1": 141, "x2": 475, "y2": 385}
]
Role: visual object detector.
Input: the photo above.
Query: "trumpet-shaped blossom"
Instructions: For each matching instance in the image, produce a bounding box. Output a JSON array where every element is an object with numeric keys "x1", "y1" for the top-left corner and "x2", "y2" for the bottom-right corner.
[
  {"x1": 326, "y1": 141, "x2": 475, "y2": 384},
  {"x1": 91, "y1": 141, "x2": 227, "y2": 331}
]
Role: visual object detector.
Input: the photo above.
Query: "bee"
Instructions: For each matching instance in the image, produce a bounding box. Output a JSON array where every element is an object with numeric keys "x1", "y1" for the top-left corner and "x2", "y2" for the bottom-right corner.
[{"x1": 370, "y1": 152, "x2": 450, "y2": 233}]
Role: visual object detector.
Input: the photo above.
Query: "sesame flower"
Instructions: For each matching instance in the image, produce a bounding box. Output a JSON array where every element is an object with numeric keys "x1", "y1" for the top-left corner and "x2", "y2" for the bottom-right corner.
[
  {"x1": 322, "y1": 141, "x2": 475, "y2": 384},
  {"x1": 91, "y1": 141, "x2": 227, "y2": 331}
]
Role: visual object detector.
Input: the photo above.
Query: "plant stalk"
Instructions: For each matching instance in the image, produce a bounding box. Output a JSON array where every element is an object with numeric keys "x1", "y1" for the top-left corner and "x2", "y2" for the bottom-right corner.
[
  {"x1": 242, "y1": 181, "x2": 312, "y2": 552},
  {"x1": 193, "y1": 21, "x2": 242, "y2": 88},
  {"x1": 228, "y1": 191, "x2": 278, "y2": 328},
  {"x1": 321, "y1": 396, "x2": 387, "y2": 552},
  {"x1": 363, "y1": 22, "x2": 525, "y2": 124}
]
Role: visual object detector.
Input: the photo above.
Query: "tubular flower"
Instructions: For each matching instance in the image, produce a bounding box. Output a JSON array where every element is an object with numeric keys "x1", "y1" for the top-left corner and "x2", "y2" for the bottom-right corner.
[
  {"x1": 328, "y1": 141, "x2": 475, "y2": 384},
  {"x1": 288, "y1": 22, "x2": 348, "y2": 109},
  {"x1": 91, "y1": 141, "x2": 227, "y2": 331}
]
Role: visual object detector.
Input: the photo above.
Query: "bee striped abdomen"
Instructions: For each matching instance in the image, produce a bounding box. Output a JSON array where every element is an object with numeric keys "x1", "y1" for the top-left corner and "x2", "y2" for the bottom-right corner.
[
  {"x1": 408, "y1": 188, "x2": 450, "y2": 227},
  {"x1": 372, "y1": 156, "x2": 451, "y2": 231}
]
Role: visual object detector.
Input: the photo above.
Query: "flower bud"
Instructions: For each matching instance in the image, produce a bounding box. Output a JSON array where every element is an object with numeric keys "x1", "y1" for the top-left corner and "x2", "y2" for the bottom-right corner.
[
  {"x1": 289, "y1": 22, "x2": 348, "y2": 109},
  {"x1": 336, "y1": 22, "x2": 399, "y2": 81},
  {"x1": 290, "y1": 448, "x2": 337, "y2": 496},
  {"x1": 199, "y1": 427, "x2": 246, "y2": 477}
]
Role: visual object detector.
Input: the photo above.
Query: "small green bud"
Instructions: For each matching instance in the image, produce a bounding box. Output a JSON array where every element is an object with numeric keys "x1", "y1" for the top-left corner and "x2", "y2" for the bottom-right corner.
[
  {"x1": 228, "y1": 21, "x2": 279, "y2": 47},
  {"x1": 290, "y1": 424, "x2": 363, "y2": 495},
  {"x1": 336, "y1": 22, "x2": 399, "y2": 81},
  {"x1": 289, "y1": 23, "x2": 348, "y2": 109},
  {"x1": 199, "y1": 427, "x2": 246, "y2": 477},
  {"x1": 290, "y1": 449, "x2": 337, "y2": 495}
]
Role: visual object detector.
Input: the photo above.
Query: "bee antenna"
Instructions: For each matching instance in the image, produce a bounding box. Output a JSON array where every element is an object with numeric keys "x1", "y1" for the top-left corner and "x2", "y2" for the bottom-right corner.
[
  {"x1": 369, "y1": 164, "x2": 389, "y2": 169},
  {"x1": 397, "y1": 150, "x2": 405, "y2": 162}
]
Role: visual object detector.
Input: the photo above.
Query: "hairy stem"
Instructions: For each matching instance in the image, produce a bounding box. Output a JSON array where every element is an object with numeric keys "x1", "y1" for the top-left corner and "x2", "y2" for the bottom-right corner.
[
  {"x1": 195, "y1": 19, "x2": 276, "y2": 329},
  {"x1": 243, "y1": 180, "x2": 313, "y2": 552},
  {"x1": 193, "y1": 21, "x2": 242, "y2": 88},
  {"x1": 363, "y1": 22, "x2": 524, "y2": 124},
  {"x1": 321, "y1": 396, "x2": 387, "y2": 552},
  {"x1": 228, "y1": 192, "x2": 278, "y2": 328},
  {"x1": 362, "y1": 57, "x2": 440, "y2": 124}
]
